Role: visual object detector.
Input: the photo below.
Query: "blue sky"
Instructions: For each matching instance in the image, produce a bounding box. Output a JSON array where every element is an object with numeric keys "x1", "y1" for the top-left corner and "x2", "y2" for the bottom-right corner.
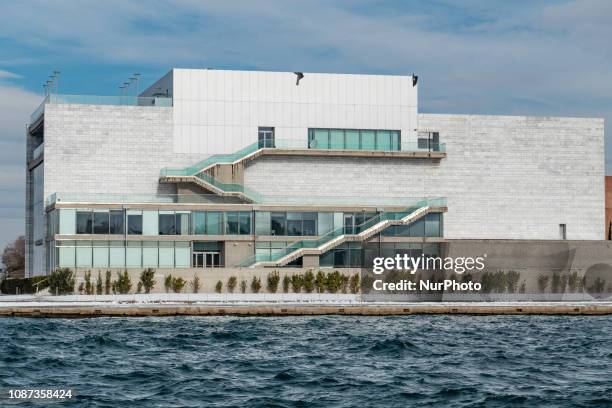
[{"x1": 0, "y1": 0, "x2": 610, "y2": 253}]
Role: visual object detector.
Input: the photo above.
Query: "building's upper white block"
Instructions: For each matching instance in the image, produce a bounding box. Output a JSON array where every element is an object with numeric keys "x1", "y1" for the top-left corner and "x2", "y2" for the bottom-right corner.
[
  {"x1": 145, "y1": 69, "x2": 419, "y2": 154},
  {"x1": 171, "y1": 68, "x2": 417, "y2": 106}
]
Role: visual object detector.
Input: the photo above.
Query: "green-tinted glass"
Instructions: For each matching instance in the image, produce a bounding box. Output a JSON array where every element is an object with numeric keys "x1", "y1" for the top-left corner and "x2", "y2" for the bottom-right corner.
[
  {"x1": 345, "y1": 130, "x2": 360, "y2": 150},
  {"x1": 361, "y1": 130, "x2": 375, "y2": 150},
  {"x1": 376, "y1": 130, "x2": 391, "y2": 151},
  {"x1": 330, "y1": 130, "x2": 344, "y2": 149}
]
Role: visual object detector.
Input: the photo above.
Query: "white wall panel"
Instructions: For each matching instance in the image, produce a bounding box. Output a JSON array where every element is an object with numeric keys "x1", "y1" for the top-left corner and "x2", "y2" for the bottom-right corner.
[{"x1": 171, "y1": 69, "x2": 418, "y2": 153}]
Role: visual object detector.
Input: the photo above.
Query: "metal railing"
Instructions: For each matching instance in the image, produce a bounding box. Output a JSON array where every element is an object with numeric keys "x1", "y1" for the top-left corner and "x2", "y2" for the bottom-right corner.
[{"x1": 238, "y1": 198, "x2": 445, "y2": 267}]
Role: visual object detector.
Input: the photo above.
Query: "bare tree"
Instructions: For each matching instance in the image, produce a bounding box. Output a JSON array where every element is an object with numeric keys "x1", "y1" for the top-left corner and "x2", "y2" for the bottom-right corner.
[{"x1": 2, "y1": 236, "x2": 25, "y2": 278}]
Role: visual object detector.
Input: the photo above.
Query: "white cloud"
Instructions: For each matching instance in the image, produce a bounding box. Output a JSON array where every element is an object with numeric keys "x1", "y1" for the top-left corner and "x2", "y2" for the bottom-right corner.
[{"x1": 0, "y1": 70, "x2": 21, "y2": 79}]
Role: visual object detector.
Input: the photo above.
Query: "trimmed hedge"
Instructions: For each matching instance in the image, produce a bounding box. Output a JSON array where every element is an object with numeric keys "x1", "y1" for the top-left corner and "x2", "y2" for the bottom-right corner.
[{"x1": 0, "y1": 276, "x2": 49, "y2": 294}]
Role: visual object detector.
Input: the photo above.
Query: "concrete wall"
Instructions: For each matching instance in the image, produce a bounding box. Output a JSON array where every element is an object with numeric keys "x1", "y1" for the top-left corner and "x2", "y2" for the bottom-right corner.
[
  {"x1": 244, "y1": 114, "x2": 605, "y2": 240},
  {"x1": 169, "y1": 69, "x2": 418, "y2": 154},
  {"x1": 42, "y1": 104, "x2": 203, "y2": 199}
]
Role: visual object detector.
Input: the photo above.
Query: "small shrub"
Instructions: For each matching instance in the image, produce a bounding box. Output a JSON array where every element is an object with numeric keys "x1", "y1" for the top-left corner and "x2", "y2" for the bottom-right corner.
[
  {"x1": 240, "y1": 280, "x2": 247, "y2": 293},
  {"x1": 105, "y1": 270, "x2": 111, "y2": 295},
  {"x1": 171, "y1": 277, "x2": 187, "y2": 293},
  {"x1": 349, "y1": 273, "x2": 360, "y2": 294},
  {"x1": 191, "y1": 275, "x2": 201, "y2": 293},
  {"x1": 537, "y1": 275, "x2": 550, "y2": 293},
  {"x1": 519, "y1": 280, "x2": 526, "y2": 294},
  {"x1": 568, "y1": 271, "x2": 580, "y2": 292},
  {"x1": 78, "y1": 282, "x2": 84, "y2": 294},
  {"x1": 140, "y1": 268, "x2": 156, "y2": 294},
  {"x1": 480, "y1": 272, "x2": 493, "y2": 293},
  {"x1": 251, "y1": 276, "x2": 262, "y2": 293},
  {"x1": 506, "y1": 271, "x2": 520, "y2": 293},
  {"x1": 96, "y1": 271, "x2": 103, "y2": 295},
  {"x1": 303, "y1": 270, "x2": 315, "y2": 293},
  {"x1": 340, "y1": 274, "x2": 349, "y2": 293},
  {"x1": 291, "y1": 274, "x2": 303, "y2": 293},
  {"x1": 227, "y1": 276, "x2": 237, "y2": 293},
  {"x1": 326, "y1": 271, "x2": 344, "y2": 293},
  {"x1": 215, "y1": 280, "x2": 223, "y2": 293},
  {"x1": 315, "y1": 271, "x2": 327, "y2": 293},
  {"x1": 493, "y1": 271, "x2": 506, "y2": 293},
  {"x1": 84, "y1": 270, "x2": 93, "y2": 295},
  {"x1": 49, "y1": 268, "x2": 75, "y2": 295},
  {"x1": 136, "y1": 281, "x2": 143, "y2": 294},
  {"x1": 114, "y1": 270, "x2": 132, "y2": 294},
  {"x1": 164, "y1": 275, "x2": 173, "y2": 293},
  {"x1": 267, "y1": 271, "x2": 280, "y2": 293},
  {"x1": 282, "y1": 275, "x2": 290, "y2": 293}
]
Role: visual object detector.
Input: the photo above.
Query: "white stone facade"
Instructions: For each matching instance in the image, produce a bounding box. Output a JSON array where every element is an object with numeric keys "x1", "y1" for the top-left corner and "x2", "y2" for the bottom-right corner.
[{"x1": 244, "y1": 114, "x2": 605, "y2": 240}]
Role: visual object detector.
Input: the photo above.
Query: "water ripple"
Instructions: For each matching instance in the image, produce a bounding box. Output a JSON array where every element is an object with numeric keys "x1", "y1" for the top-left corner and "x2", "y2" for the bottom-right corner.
[{"x1": 1, "y1": 315, "x2": 612, "y2": 407}]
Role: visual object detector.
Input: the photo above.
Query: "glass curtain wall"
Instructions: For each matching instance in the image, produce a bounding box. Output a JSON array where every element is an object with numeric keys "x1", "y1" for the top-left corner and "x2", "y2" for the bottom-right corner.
[{"x1": 308, "y1": 128, "x2": 401, "y2": 151}]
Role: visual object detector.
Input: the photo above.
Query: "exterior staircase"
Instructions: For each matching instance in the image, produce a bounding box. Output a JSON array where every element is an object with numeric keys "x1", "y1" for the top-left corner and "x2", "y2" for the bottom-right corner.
[
  {"x1": 160, "y1": 142, "x2": 266, "y2": 202},
  {"x1": 240, "y1": 204, "x2": 435, "y2": 267}
]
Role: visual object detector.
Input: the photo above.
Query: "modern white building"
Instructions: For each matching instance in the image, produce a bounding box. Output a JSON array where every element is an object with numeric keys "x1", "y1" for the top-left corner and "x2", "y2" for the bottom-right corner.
[{"x1": 25, "y1": 69, "x2": 605, "y2": 277}]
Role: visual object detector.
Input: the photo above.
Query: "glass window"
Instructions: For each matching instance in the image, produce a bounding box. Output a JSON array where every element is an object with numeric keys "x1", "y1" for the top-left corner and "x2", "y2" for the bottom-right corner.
[
  {"x1": 93, "y1": 241, "x2": 109, "y2": 268},
  {"x1": 93, "y1": 211, "x2": 109, "y2": 234},
  {"x1": 308, "y1": 128, "x2": 400, "y2": 151},
  {"x1": 255, "y1": 212, "x2": 271, "y2": 235},
  {"x1": 59, "y1": 209, "x2": 76, "y2": 235},
  {"x1": 159, "y1": 241, "x2": 175, "y2": 267},
  {"x1": 159, "y1": 212, "x2": 175, "y2": 235},
  {"x1": 425, "y1": 213, "x2": 441, "y2": 237},
  {"x1": 58, "y1": 241, "x2": 75, "y2": 267},
  {"x1": 271, "y1": 212, "x2": 286, "y2": 236},
  {"x1": 320, "y1": 251, "x2": 334, "y2": 267},
  {"x1": 391, "y1": 131, "x2": 400, "y2": 150},
  {"x1": 142, "y1": 241, "x2": 158, "y2": 267},
  {"x1": 143, "y1": 211, "x2": 158, "y2": 235},
  {"x1": 302, "y1": 212, "x2": 317, "y2": 236},
  {"x1": 361, "y1": 130, "x2": 375, "y2": 150},
  {"x1": 175, "y1": 242, "x2": 190, "y2": 268},
  {"x1": 206, "y1": 212, "x2": 221, "y2": 235},
  {"x1": 330, "y1": 129, "x2": 344, "y2": 149},
  {"x1": 76, "y1": 241, "x2": 92, "y2": 267},
  {"x1": 109, "y1": 241, "x2": 125, "y2": 267},
  {"x1": 334, "y1": 248, "x2": 348, "y2": 267},
  {"x1": 311, "y1": 129, "x2": 329, "y2": 149},
  {"x1": 345, "y1": 130, "x2": 360, "y2": 150},
  {"x1": 127, "y1": 212, "x2": 142, "y2": 235},
  {"x1": 286, "y1": 212, "x2": 302, "y2": 236},
  {"x1": 410, "y1": 218, "x2": 426, "y2": 237},
  {"x1": 126, "y1": 241, "x2": 142, "y2": 267},
  {"x1": 318, "y1": 212, "x2": 333, "y2": 235},
  {"x1": 239, "y1": 212, "x2": 251, "y2": 235},
  {"x1": 109, "y1": 210, "x2": 124, "y2": 234},
  {"x1": 76, "y1": 211, "x2": 93, "y2": 234},
  {"x1": 258, "y1": 127, "x2": 275, "y2": 148},
  {"x1": 376, "y1": 130, "x2": 391, "y2": 151},
  {"x1": 176, "y1": 212, "x2": 190, "y2": 235},
  {"x1": 193, "y1": 212, "x2": 206, "y2": 235},
  {"x1": 226, "y1": 212, "x2": 240, "y2": 235}
]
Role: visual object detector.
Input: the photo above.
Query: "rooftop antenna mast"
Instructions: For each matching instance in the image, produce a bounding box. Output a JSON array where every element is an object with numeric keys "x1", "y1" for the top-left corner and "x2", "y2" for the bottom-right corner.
[
  {"x1": 132, "y1": 73, "x2": 140, "y2": 96},
  {"x1": 53, "y1": 70, "x2": 60, "y2": 94}
]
